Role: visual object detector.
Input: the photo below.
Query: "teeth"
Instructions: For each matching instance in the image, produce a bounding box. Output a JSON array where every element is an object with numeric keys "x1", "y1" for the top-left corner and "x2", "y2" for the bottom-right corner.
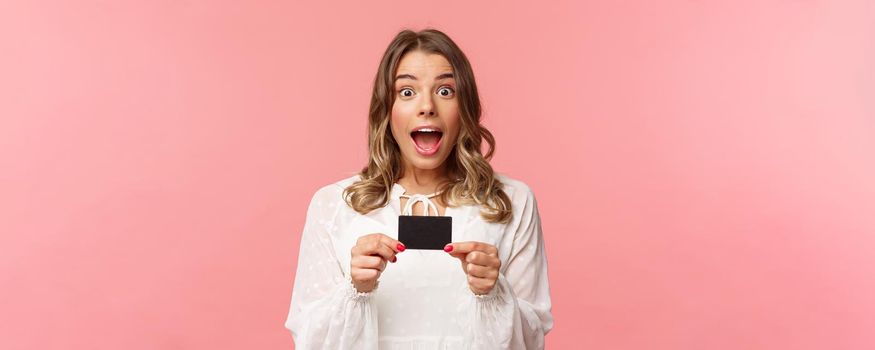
[{"x1": 415, "y1": 128, "x2": 440, "y2": 133}]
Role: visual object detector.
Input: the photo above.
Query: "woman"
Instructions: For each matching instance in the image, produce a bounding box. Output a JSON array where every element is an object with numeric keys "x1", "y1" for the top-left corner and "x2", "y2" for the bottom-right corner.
[{"x1": 284, "y1": 28, "x2": 553, "y2": 349}]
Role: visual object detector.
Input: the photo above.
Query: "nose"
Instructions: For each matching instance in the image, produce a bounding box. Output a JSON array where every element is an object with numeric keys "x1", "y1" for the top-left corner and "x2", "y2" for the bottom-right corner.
[{"x1": 418, "y1": 95, "x2": 435, "y2": 117}]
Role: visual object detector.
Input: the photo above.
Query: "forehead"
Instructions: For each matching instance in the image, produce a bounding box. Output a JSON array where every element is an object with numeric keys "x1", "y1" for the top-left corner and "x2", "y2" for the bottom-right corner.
[{"x1": 396, "y1": 51, "x2": 453, "y2": 75}]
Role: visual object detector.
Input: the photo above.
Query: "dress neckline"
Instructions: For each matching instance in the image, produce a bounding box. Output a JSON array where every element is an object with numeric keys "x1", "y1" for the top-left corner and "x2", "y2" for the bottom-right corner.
[
  {"x1": 392, "y1": 183, "x2": 441, "y2": 198},
  {"x1": 391, "y1": 183, "x2": 451, "y2": 217}
]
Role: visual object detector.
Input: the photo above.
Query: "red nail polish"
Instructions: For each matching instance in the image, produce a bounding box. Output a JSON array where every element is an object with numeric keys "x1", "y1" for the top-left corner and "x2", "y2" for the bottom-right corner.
[
  {"x1": 444, "y1": 244, "x2": 453, "y2": 252},
  {"x1": 391, "y1": 256, "x2": 397, "y2": 263},
  {"x1": 397, "y1": 243, "x2": 406, "y2": 252}
]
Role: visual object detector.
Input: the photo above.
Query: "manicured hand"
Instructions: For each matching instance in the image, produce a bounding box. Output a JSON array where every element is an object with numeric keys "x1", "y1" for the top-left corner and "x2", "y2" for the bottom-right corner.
[
  {"x1": 350, "y1": 233, "x2": 405, "y2": 293},
  {"x1": 445, "y1": 241, "x2": 501, "y2": 295}
]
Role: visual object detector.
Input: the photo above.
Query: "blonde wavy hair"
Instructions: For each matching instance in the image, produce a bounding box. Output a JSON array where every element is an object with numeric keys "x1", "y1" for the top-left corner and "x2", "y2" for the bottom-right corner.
[{"x1": 343, "y1": 28, "x2": 512, "y2": 224}]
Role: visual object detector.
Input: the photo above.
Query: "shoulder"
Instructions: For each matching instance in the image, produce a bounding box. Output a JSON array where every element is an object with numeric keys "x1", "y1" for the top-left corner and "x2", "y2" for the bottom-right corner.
[
  {"x1": 309, "y1": 173, "x2": 362, "y2": 204},
  {"x1": 494, "y1": 172, "x2": 536, "y2": 204},
  {"x1": 494, "y1": 172, "x2": 541, "y2": 228}
]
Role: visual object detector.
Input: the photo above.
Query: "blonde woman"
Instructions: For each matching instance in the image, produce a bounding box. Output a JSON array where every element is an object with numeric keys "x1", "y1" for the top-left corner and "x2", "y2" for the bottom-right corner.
[{"x1": 284, "y1": 28, "x2": 553, "y2": 349}]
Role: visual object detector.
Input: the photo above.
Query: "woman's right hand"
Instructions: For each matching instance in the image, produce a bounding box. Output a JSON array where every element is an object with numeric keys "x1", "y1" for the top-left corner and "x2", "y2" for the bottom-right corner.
[{"x1": 350, "y1": 233, "x2": 406, "y2": 293}]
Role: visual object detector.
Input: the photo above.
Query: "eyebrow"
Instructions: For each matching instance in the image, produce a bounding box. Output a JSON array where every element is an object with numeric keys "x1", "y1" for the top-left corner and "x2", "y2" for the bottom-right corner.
[{"x1": 394, "y1": 72, "x2": 454, "y2": 82}]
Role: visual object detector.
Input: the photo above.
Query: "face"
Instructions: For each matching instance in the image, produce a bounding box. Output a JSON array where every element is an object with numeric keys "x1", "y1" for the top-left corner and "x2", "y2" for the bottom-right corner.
[{"x1": 390, "y1": 50, "x2": 461, "y2": 174}]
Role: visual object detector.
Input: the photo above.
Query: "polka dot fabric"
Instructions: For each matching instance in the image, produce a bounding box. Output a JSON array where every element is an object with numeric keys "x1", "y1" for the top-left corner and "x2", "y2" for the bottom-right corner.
[{"x1": 284, "y1": 173, "x2": 553, "y2": 349}]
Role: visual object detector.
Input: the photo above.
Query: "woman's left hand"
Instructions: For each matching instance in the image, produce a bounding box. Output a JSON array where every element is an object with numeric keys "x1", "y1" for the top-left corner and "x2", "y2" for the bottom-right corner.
[{"x1": 445, "y1": 242, "x2": 501, "y2": 295}]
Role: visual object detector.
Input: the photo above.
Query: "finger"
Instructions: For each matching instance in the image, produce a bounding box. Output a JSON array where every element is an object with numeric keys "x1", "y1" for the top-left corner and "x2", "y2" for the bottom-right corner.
[
  {"x1": 446, "y1": 245, "x2": 469, "y2": 261},
  {"x1": 445, "y1": 241, "x2": 498, "y2": 256},
  {"x1": 356, "y1": 239, "x2": 398, "y2": 262},
  {"x1": 465, "y1": 251, "x2": 501, "y2": 268},
  {"x1": 354, "y1": 233, "x2": 405, "y2": 254},
  {"x1": 352, "y1": 255, "x2": 385, "y2": 271},
  {"x1": 350, "y1": 237, "x2": 378, "y2": 257},
  {"x1": 465, "y1": 263, "x2": 497, "y2": 279},
  {"x1": 448, "y1": 250, "x2": 467, "y2": 260},
  {"x1": 371, "y1": 243, "x2": 398, "y2": 262},
  {"x1": 377, "y1": 234, "x2": 407, "y2": 253},
  {"x1": 351, "y1": 267, "x2": 379, "y2": 282},
  {"x1": 381, "y1": 235, "x2": 407, "y2": 253},
  {"x1": 352, "y1": 255, "x2": 385, "y2": 270}
]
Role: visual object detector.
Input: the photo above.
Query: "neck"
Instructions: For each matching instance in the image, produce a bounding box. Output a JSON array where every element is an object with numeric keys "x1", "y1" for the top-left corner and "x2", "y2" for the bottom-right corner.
[{"x1": 398, "y1": 161, "x2": 450, "y2": 194}]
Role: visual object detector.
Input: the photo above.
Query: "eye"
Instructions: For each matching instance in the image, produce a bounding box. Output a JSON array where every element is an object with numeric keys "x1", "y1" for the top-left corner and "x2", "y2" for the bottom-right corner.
[
  {"x1": 399, "y1": 88, "x2": 415, "y2": 97},
  {"x1": 437, "y1": 86, "x2": 455, "y2": 97}
]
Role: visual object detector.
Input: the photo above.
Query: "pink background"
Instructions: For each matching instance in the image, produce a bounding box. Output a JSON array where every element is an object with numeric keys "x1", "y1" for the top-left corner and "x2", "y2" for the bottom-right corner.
[{"x1": 2, "y1": 1, "x2": 874, "y2": 349}]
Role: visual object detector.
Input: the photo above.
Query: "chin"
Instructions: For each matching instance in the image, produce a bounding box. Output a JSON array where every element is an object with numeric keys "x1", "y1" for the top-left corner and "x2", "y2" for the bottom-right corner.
[{"x1": 410, "y1": 157, "x2": 446, "y2": 170}]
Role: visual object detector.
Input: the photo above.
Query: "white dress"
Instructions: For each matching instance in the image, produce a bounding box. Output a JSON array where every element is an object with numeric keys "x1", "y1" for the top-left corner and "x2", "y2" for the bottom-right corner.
[{"x1": 283, "y1": 173, "x2": 554, "y2": 349}]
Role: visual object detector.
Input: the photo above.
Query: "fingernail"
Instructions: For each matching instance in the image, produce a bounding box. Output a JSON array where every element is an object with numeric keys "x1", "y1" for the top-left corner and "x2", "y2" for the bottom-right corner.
[
  {"x1": 397, "y1": 243, "x2": 406, "y2": 252},
  {"x1": 391, "y1": 256, "x2": 397, "y2": 263},
  {"x1": 444, "y1": 244, "x2": 453, "y2": 252}
]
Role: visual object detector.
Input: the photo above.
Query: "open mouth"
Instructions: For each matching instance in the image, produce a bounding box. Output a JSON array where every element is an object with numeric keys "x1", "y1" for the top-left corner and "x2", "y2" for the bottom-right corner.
[{"x1": 410, "y1": 129, "x2": 443, "y2": 155}]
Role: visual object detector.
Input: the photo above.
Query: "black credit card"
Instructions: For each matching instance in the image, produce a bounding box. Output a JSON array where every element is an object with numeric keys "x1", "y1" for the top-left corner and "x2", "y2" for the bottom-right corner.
[{"x1": 398, "y1": 215, "x2": 452, "y2": 250}]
